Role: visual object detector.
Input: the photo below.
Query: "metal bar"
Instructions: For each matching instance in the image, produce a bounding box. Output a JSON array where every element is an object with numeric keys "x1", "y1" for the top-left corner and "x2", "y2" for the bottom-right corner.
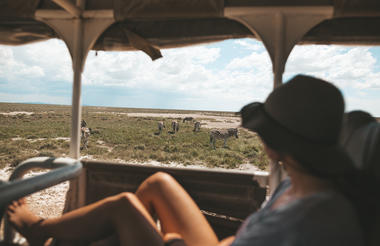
[
  {"x1": 2, "y1": 157, "x2": 82, "y2": 243},
  {"x1": 268, "y1": 13, "x2": 285, "y2": 194},
  {"x1": 1, "y1": 164, "x2": 81, "y2": 203},
  {"x1": 69, "y1": 19, "x2": 84, "y2": 159},
  {"x1": 273, "y1": 12, "x2": 285, "y2": 87},
  {"x1": 35, "y1": 10, "x2": 113, "y2": 19},
  {"x1": 52, "y1": 0, "x2": 82, "y2": 18},
  {"x1": 36, "y1": 8, "x2": 116, "y2": 211},
  {"x1": 0, "y1": 157, "x2": 82, "y2": 207},
  {"x1": 67, "y1": 16, "x2": 87, "y2": 211}
]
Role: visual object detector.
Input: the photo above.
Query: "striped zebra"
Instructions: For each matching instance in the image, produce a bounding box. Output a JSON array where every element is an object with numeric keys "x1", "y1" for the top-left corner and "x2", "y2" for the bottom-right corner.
[
  {"x1": 171, "y1": 121, "x2": 179, "y2": 133},
  {"x1": 156, "y1": 121, "x2": 165, "y2": 135},
  {"x1": 183, "y1": 117, "x2": 194, "y2": 123},
  {"x1": 193, "y1": 121, "x2": 201, "y2": 132},
  {"x1": 210, "y1": 128, "x2": 238, "y2": 149},
  {"x1": 81, "y1": 119, "x2": 87, "y2": 128},
  {"x1": 81, "y1": 127, "x2": 91, "y2": 150}
]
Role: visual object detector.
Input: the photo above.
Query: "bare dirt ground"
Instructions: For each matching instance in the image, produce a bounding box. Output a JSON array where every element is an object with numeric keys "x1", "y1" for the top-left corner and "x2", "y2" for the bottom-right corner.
[
  {"x1": 1, "y1": 111, "x2": 241, "y2": 130},
  {"x1": 125, "y1": 112, "x2": 241, "y2": 129},
  {"x1": 0, "y1": 111, "x2": 34, "y2": 116}
]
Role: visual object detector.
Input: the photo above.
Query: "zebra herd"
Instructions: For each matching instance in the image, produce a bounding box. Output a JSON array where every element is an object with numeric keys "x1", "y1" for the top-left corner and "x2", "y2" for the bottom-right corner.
[
  {"x1": 155, "y1": 118, "x2": 200, "y2": 135},
  {"x1": 155, "y1": 118, "x2": 239, "y2": 149},
  {"x1": 155, "y1": 120, "x2": 183, "y2": 135},
  {"x1": 80, "y1": 117, "x2": 239, "y2": 151}
]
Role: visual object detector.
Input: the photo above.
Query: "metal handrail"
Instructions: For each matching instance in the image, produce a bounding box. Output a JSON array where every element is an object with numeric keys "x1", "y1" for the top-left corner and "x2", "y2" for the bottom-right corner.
[{"x1": 1, "y1": 157, "x2": 82, "y2": 243}]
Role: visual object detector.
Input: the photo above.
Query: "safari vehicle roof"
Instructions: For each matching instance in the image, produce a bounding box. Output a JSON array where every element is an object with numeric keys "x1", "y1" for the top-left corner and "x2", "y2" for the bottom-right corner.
[
  {"x1": 1, "y1": 0, "x2": 380, "y2": 51},
  {"x1": 2, "y1": 2, "x2": 380, "y2": 242},
  {"x1": 1, "y1": 0, "x2": 380, "y2": 203}
]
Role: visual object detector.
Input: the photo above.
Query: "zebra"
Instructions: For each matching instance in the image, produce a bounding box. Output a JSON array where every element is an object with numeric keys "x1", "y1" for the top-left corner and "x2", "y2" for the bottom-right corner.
[
  {"x1": 171, "y1": 121, "x2": 179, "y2": 133},
  {"x1": 155, "y1": 121, "x2": 165, "y2": 135},
  {"x1": 183, "y1": 117, "x2": 194, "y2": 123},
  {"x1": 81, "y1": 119, "x2": 87, "y2": 128},
  {"x1": 209, "y1": 128, "x2": 238, "y2": 149},
  {"x1": 193, "y1": 121, "x2": 201, "y2": 132},
  {"x1": 81, "y1": 126, "x2": 91, "y2": 150}
]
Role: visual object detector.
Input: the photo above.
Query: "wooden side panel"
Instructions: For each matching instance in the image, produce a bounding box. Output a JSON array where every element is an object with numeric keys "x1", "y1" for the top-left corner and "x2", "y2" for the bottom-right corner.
[{"x1": 83, "y1": 160, "x2": 267, "y2": 239}]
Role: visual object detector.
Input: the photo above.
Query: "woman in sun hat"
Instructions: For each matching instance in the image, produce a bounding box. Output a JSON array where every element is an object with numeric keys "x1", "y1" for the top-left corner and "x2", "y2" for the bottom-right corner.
[
  {"x1": 230, "y1": 74, "x2": 363, "y2": 246},
  {"x1": 7, "y1": 75, "x2": 363, "y2": 246}
]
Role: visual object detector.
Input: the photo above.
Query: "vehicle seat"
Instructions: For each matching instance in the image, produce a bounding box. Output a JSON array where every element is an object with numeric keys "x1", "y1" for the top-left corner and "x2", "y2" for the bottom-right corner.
[
  {"x1": 341, "y1": 112, "x2": 380, "y2": 246},
  {"x1": 0, "y1": 180, "x2": 5, "y2": 227}
]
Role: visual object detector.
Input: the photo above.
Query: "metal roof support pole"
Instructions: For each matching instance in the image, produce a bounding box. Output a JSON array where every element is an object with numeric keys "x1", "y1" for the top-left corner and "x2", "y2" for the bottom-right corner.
[
  {"x1": 36, "y1": 14, "x2": 114, "y2": 160},
  {"x1": 35, "y1": 9, "x2": 115, "y2": 210},
  {"x1": 225, "y1": 6, "x2": 333, "y2": 194},
  {"x1": 71, "y1": 18, "x2": 84, "y2": 160}
]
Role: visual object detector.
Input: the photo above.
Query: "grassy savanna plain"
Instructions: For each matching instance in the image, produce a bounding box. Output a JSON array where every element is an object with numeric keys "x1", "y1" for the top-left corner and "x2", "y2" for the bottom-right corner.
[{"x1": 0, "y1": 103, "x2": 269, "y2": 171}]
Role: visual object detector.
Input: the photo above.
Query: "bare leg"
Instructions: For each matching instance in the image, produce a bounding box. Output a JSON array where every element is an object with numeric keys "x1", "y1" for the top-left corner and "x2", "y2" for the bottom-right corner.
[
  {"x1": 8, "y1": 172, "x2": 220, "y2": 246},
  {"x1": 7, "y1": 193, "x2": 164, "y2": 246},
  {"x1": 136, "y1": 172, "x2": 219, "y2": 246}
]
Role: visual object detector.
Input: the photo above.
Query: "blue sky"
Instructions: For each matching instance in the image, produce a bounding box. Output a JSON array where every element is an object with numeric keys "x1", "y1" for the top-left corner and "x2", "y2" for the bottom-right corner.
[{"x1": 0, "y1": 38, "x2": 380, "y2": 116}]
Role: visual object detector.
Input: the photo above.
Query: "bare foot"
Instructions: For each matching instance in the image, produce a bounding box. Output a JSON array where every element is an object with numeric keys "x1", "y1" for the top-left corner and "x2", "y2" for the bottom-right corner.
[{"x1": 7, "y1": 200, "x2": 47, "y2": 246}]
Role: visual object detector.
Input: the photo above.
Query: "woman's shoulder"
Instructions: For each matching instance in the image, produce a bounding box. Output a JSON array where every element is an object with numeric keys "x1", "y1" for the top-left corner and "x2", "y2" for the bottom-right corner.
[
  {"x1": 280, "y1": 190, "x2": 363, "y2": 244},
  {"x1": 232, "y1": 186, "x2": 363, "y2": 246},
  {"x1": 272, "y1": 185, "x2": 361, "y2": 232},
  {"x1": 295, "y1": 191, "x2": 363, "y2": 245}
]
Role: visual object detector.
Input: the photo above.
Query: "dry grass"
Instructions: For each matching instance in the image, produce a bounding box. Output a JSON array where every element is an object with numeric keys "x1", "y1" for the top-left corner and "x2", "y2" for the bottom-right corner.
[{"x1": 0, "y1": 103, "x2": 269, "y2": 170}]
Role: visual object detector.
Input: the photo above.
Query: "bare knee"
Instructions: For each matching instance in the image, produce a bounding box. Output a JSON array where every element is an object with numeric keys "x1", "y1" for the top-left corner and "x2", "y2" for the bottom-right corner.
[
  {"x1": 107, "y1": 192, "x2": 137, "y2": 210},
  {"x1": 137, "y1": 172, "x2": 176, "y2": 196},
  {"x1": 146, "y1": 172, "x2": 176, "y2": 189},
  {"x1": 105, "y1": 192, "x2": 158, "y2": 232},
  {"x1": 93, "y1": 192, "x2": 137, "y2": 222},
  {"x1": 117, "y1": 192, "x2": 137, "y2": 203}
]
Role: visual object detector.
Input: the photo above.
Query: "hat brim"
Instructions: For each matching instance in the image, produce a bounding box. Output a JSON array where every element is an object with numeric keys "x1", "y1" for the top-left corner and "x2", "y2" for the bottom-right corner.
[{"x1": 240, "y1": 102, "x2": 355, "y2": 177}]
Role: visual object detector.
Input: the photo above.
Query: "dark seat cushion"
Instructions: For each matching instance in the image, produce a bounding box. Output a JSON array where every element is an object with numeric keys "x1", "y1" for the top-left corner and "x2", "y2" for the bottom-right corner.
[{"x1": 340, "y1": 111, "x2": 380, "y2": 246}]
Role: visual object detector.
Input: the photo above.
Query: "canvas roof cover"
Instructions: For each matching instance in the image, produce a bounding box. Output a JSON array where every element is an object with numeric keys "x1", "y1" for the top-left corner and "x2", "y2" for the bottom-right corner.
[{"x1": 1, "y1": 0, "x2": 380, "y2": 50}]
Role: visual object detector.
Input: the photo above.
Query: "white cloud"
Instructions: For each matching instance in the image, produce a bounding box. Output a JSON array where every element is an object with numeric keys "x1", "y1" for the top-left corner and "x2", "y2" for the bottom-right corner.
[
  {"x1": 226, "y1": 51, "x2": 271, "y2": 72},
  {"x1": 165, "y1": 46, "x2": 220, "y2": 64},
  {"x1": 1, "y1": 38, "x2": 380, "y2": 115},
  {"x1": 0, "y1": 47, "x2": 14, "y2": 65},
  {"x1": 346, "y1": 94, "x2": 380, "y2": 116},
  {"x1": 19, "y1": 65, "x2": 45, "y2": 77},
  {"x1": 83, "y1": 46, "x2": 221, "y2": 90},
  {"x1": 80, "y1": 42, "x2": 273, "y2": 110},
  {"x1": 283, "y1": 45, "x2": 380, "y2": 115},
  {"x1": 0, "y1": 39, "x2": 71, "y2": 83},
  {"x1": 285, "y1": 45, "x2": 380, "y2": 89},
  {"x1": 234, "y1": 40, "x2": 263, "y2": 51}
]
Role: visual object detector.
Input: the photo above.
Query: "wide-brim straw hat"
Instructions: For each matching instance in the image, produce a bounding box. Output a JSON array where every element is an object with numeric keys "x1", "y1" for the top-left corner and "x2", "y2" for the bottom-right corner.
[{"x1": 240, "y1": 75, "x2": 355, "y2": 177}]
